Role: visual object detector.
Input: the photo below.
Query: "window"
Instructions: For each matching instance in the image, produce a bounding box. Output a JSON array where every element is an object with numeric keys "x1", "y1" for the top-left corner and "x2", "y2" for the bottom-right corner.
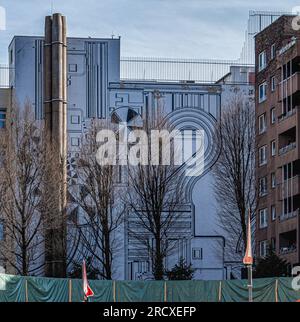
[
  {"x1": 192, "y1": 248, "x2": 203, "y2": 260},
  {"x1": 0, "y1": 109, "x2": 6, "y2": 129},
  {"x1": 260, "y1": 240, "x2": 268, "y2": 257},
  {"x1": 271, "y1": 107, "x2": 276, "y2": 124},
  {"x1": 71, "y1": 137, "x2": 80, "y2": 146},
  {"x1": 259, "y1": 176, "x2": 268, "y2": 196},
  {"x1": 271, "y1": 140, "x2": 276, "y2": 156},
  {"x1": 259, "y1": 209, "x2": 268, "y2": 228},
  {"x1": 259, "y1": 82, "x2": 267, "y2": 103},
  {"x1": 271, "y1": 205, "x2": 276, "y2": 221},
  {"x1": 271, "y1": 76, "x2": 275, "y2": 92},
  {"x1": 259, "y1": 145, "x2": 267, "y2": 166},
  {"x1": 71, "y1": 115, "x2": 80, "y2": 124},
  {"x1": 283, "y1": 163, "x2": 293, "y2": 181},
  {"x1": 258, "y1": 113, "x2": 266, "y2": 134},
  {"x1": 69, "y1": 64, "x2": 77, "y2": 72},
  {"x1": 271, "y1": 172, "x2": 276, "y2": 188},
  {"x1": 270, "y1": 238, "x2": 276, "y2": 251},
  {"x1": 9, "y1": 49, "x2": 13, "y2": 65},
  {"x1": 0, "y1": 222, "x2": 3, "y2": 241},
  {"x1": 259, "y1": 51, "x2": 267, "y2": 71},
  {"x1": 116, "y1": 165, "x2": 122, "y2": 183},
  {"x1": 271, "y1": 44, "x2": 276, "y2": 59}
]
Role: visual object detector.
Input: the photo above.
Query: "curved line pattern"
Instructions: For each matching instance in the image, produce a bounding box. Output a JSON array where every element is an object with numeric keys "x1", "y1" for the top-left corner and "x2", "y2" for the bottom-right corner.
[
  {"x1": 166, "y1": 108, "x2": 220, "y2": 202},
  {"x1": 110, "y1": 106, "x2": 220, "y2": 203}
]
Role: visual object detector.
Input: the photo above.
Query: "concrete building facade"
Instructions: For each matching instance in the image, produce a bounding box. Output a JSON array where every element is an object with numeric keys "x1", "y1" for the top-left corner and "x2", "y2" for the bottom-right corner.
[{"x1": 1, "y1": 13, "x2": 255, "y2": 280}]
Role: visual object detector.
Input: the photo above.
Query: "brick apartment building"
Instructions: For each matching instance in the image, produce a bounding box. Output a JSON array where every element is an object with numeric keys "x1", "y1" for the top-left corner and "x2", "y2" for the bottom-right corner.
[{"x1": 255, "y1": 15, "x2": 300, "y2": 268}]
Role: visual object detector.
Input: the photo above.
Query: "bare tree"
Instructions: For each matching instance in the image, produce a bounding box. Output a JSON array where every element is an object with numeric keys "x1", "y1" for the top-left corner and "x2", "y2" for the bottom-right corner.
[
  {"x1": 213, "y1": 95, "x2": 256, "y2": 263},
  {"x1": 125, "y1": 110, "x2": 186, "y2": 280},
  {"x1": 70, "y1": 120, "x2": 124, "y2": 280},
  {"x1": 0, "y1": 101, "x2": 66, "y2": 276}
]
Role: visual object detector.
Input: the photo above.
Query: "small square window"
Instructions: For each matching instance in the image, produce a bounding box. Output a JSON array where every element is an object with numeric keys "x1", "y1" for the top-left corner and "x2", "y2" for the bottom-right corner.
[
  {"x1": 69, "y1": 64, "x2": 77, "y2": 73},
  {"x1": 271, "y1": 44, "x2": 276, "y2": 60},
  {"x1": 71, "y1": 137, "x2": 80, "y2": 146},
  {"x1": 259, "y1": 209, "x2": 268, "y2": 228},
  {"x1": 259, "y1": 176, "x2": 268, "y2": 196},
  {"x1": 271, "y1": 107, "x2": 276, "y2": 124},
  {"x1": 271, "y1": 172, "x2": 276, "y2": 188},
  {"x1": 71, "y1": 115, "x2": 80, "y2": 124},
  {"x1": 0, "y1": 222, "x2": 4, "y2": 241},
  {"x1": 259, "y1": 82, "x2": 267, "y2": 103},
  {"x1": 192, "y1": 248, "x2": 203, "y2": 259},
  {"x1": 259, "y1": 51, "x2": 267, "y2": 71},
  {"x1": 10, "y1": 49, "x2": 13, "y2": 65},
  {"x1": 271, "y1": 237, "x2": 276, "y2": 251},
  {"x1": 259, "y1": 145, "x2": 267, "y2": 166},
  {"x1": 260, "y1": 240, "x2": 268, "y2": 257},
  {"x1": 271, "y1": 76, "x2": 275, "y2": 92},
  {"x1": 271, "y1": 205, "x2": 276, "y2": 221},
  {"x1": 258, "y1": 113, "x2": 266, "y2": 134},
  {"x1": 0, "y1": 108, "x2": 6, "y2": 129},
  {"x1": 271, "y1": 140, "x2": 276, "y2": 156}
]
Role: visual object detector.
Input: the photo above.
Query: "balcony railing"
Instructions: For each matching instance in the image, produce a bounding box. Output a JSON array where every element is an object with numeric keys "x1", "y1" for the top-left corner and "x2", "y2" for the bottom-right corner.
[
  {"x1": 278, "y1": 175, "x2": 300, "y2": 200},
  {"x1": 278, "y1": 107, "x2": 297, "y2": 123},
  {"x1": 0, "y1": 65, "x2": 10, "y2": 88},
  {"x1": 279, "y1": 208, "x2": 299, "y2": 222},
  {"x1": 278, "y1": 141, "x2": 296, "y2": 155},
  {"x1": 279, "y1": 244, "x2": 297, "y2": 254},
  {"x1": 278, "y1": 72, "x2": 300, "y2": 101}
]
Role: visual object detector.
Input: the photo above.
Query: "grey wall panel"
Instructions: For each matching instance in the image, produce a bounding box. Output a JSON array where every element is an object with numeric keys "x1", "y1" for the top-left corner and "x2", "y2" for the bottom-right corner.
[{"x1": 86, "y1": 42, "x2": 108, "y2": 119}]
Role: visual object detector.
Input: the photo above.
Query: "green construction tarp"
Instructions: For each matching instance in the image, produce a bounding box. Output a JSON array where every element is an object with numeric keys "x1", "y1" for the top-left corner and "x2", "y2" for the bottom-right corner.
[
  {"x1": 27, "y1": 276, "x2": 69, "y2": 302},
  {"x1": 0, "y1": 274, "x2": 26, "y2": 302},
  {"x1": 115, "y1": 281, "x2": 165, "y2": 302},
  {"x1": 166, "y1": 280, "x2": 220, "y2": 302},
  {"x1": 221, "y1": 278, "x2": 277, "y2": 302},
  {"x1": 0, "y1": 273, "x2": 299, "y2": 302},
  {"x1": 71, "y1": 279, "x2": 114, "y2": 302},
  {"x1": 277, "y1": 277, "x2": 300, "y2": 302}
]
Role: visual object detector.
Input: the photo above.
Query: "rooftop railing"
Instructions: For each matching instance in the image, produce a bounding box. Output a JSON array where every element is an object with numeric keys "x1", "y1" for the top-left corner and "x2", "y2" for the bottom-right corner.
[
  {"x1": 120, "y1": 57, "x2": 254, "y2": 83},
  {"x1": 0, "y1": 65, "x2": 10, "y2": 88}
]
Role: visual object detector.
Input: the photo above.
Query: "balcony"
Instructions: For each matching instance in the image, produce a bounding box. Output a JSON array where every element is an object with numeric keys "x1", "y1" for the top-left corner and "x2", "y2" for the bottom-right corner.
[
  {"x1": 279, "y1": 244, "x2": 297, "y2": 254},
  {"x1": 278, "y1": 72, "x2": 300, "y2": 101},
  {"x1": 278, "y1": 175, "x2": 300, "y2": 200},
  {"x1": 278, "y1": 107, "x2": 297, "y2": 123},
  {"x1": 280, "y1": 208, "x2": 299, "y2": 222},
  {"x1": 279, "y1": 229, "x2": 297, "y2": 256},
  {"x1": 278, "y1": 141, "x2": 296, "y2": 155}
]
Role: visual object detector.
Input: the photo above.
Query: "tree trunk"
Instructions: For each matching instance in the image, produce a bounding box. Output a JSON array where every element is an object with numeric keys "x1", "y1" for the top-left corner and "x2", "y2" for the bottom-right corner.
[
  {"x1": 153, "y1": 236, "x2": 164, "y2": 280},
  {"x1": 103, "y1": 228, "x2": 112, "y2": 279}
]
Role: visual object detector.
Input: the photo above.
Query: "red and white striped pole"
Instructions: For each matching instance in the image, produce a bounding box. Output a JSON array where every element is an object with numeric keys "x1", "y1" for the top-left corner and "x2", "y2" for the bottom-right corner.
[{"x1": 243, "y1": 210, "x2": 253, "y2": 302}]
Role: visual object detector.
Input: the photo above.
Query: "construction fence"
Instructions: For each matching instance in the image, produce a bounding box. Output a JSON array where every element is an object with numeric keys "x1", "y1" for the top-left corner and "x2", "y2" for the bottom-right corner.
[{"x1": 0, "y1": 274, "x2": 299, "y2": 302}]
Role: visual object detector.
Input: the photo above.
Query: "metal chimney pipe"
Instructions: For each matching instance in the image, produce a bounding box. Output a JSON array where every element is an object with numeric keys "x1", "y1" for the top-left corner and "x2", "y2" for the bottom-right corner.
[
  {"x1": 43, "y1": 13, "x2": 67, "y2": 278},
  {"x1": 44, "y1": 15, "x2": 52, "y2": 134}
]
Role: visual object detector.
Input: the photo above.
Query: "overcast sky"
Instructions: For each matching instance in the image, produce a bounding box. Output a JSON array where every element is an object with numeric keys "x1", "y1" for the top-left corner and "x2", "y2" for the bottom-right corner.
[{"x1": 0, "y1": 0, "x2": 299, "y2": 64}]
